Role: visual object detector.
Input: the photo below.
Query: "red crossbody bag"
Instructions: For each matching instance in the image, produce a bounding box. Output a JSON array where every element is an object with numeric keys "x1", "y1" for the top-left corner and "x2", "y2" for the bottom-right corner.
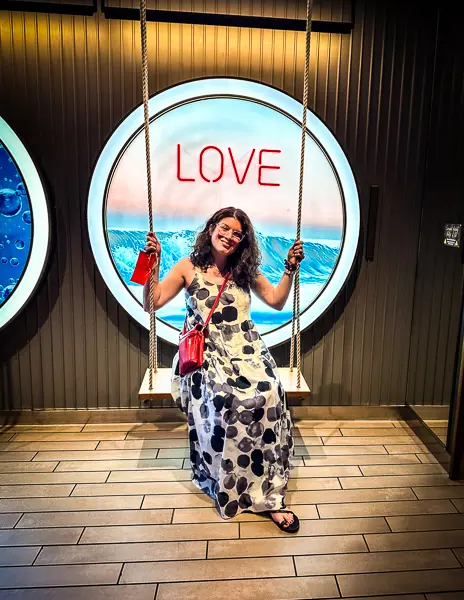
[{"x1": 178, "y1": 274, "x2": 229, "y2": 377}]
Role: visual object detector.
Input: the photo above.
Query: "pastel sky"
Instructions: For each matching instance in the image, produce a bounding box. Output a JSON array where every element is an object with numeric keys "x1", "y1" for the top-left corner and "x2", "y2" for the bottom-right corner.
[{"x1": 106, "y1": 98, "x2": 344, "y2": 238}]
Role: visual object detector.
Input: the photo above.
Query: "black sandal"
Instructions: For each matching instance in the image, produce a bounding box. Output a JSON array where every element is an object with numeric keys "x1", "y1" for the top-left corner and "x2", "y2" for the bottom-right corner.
[{"x1": 267, "y1": 510, "x2": 300, "y2": 533}]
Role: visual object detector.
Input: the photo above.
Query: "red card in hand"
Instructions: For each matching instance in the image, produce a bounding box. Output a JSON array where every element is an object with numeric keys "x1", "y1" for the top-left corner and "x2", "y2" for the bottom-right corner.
[{"x1": 130, "y1": 251, "x2": 156, "y2": 285}]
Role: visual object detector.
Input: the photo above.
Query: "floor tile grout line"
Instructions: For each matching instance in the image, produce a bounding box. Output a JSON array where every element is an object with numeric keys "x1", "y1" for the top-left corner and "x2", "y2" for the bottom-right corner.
[
  {"x1": 333, "y1": 571, "x2": 343, "y2": 598},
  {"x1": 31, "y1": 545, "x2": 44, "y2": 566},
  {"x1": 291, "y1": 554, "x2": 297, "y2": 577},
  {"x1": 451, "y1": 547, "x2": 464, "y2": 567},
  {"x1": 116, "y1": 562, "x2": 124, "y2": 584}
]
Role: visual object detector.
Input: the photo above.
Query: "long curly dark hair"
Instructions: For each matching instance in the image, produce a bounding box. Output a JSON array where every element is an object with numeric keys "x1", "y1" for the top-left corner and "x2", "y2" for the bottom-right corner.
[{"x1": 190, "y1": 207, "x2": 261, "y2": 290}]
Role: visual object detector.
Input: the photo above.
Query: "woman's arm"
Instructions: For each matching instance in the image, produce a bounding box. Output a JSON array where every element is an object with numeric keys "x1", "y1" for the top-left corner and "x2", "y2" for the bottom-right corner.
[
  {"x1": 251, "y1": 240, "x2": 305, "y2": 311},
  {"x1": 142, "y1": 232, "x2": 189, "y2": 312}
]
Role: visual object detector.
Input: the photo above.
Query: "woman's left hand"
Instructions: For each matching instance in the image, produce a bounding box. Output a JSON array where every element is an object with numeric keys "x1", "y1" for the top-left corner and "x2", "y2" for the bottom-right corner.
[{"x1": 287, "y1": 240, "x2": 305, "y2": 267}]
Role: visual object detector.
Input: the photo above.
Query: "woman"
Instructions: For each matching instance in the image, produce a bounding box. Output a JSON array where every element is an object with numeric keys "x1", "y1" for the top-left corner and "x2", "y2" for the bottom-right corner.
[{"x1": 143, "y1": 207, "x2": 304, "y2": 532}]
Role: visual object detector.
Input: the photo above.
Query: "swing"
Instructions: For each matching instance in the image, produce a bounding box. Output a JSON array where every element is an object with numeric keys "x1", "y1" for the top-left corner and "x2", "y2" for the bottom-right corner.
[{"x1": 137, "y1": 0, "x2": 312, "y2": 400}]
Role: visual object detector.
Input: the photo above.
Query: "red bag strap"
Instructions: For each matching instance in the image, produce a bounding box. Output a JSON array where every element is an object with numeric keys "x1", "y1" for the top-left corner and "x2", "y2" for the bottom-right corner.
[{"x1": 203, "y1": 273, "x2": 230, "y2": 329}]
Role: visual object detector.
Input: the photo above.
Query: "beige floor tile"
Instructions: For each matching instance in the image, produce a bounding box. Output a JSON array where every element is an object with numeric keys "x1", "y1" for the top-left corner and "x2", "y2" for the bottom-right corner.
[
  {"x1": 289, "y1": 436, "x2": 325, "y2": 445},
  {"x1": 240, "y1": 516, "x2": 389, "y2": 538},
  {"x1": 291, "y1": 428, "x2": 342, "y2": 436},
  {"x1": 0, "y1": 443, "x2": 98, "y2": 451},
  {"x1": 0, "y1": 548, "x2": 40, "y2": 566},
  {"x1": 426, "y1": 593, "x2": 464, "y2": 600},
  {"x1": 0, "y1": 564, "x2": 122, "y2": 588},
  {"x1": 452, "y1": 499, "x2": 464, "y2": 512},
  {"x1": 0, "y1": 435, "x2": 14, "y2": 443},
  {"x1": 36, "y1": 540, "x2": 206, "y2": 565},
  {"x1": 156, "y1": 575, "x2": 338, "y2": 600},
  {"x1": 121, "y1": 556, "x2": 294, "y2": 584},
  {"x1": 341, "y1": 475, "x2": 457, "y2": 489},
  {"x1": 386, "y1": 444, "x2": 444, "y2": 455},
  {"x1": 293, "y1": 465, "x2": 362, "y2": 477},
  {"x1": 339, "y1": 428, "x2": 420, "y2": 437},
  {"x1": 33, "y1": 450, "x2": 160, "y2": 461},
  {"x1": 0, "y1": 473, "x2": 108, "y2": 485},
  {"x1": 124, "y1": 431, "x2": 191, "y2": 439},
  {"x1": 5, "y1": 426, "x2": 85, "y2": 433},
  {"x1": 171, "y1": 508, "x2": 266, "y2": 524},
  {"x1": 286, "y1": 487, "x2": 415, "y2": 505},
  {"x1": 72, "y1": 481, "x2": 198, "y2": 496},
  {"x1": 338, "y1": 568, "x2": 464, "y2": 597},
  {"x1": 80, "y1": 522, "x2": 239, "y2": 544},
  {"x1": 55, "y1": 458, "x2": 183, "y2": 471},
  {"x1": 208, "y1": 533, "x2": 367, "y2": 558},
  {"x1": 157, "y1": 449, "x2": 189, "y2": 458},
  {"x1": 11, "y1": 433, "x2": 127, "y2": 442},
  {"x1": 296, "y1": 445, "x2": 388, "y2": 456},
  {"x1": 0, "y1": 584, "x2": 157, "y2": 600},
  {"x1": 0, "y1": 453, "x2": 36, "y2": 462},
  {"x1": 107, "y1": 470, "x2": 192, "y2": 483},
  {"x1": 294, "y1": 420, "x2": 398, "y2": 428},
  {"x1": 318, "y1": 499, "x2": 457, "y2": 519},
  {"x1": 303, "y1": 455, "x2": 421, "y2": 466},
  {"x1": 414, "y1": 487, "x2": 464, "y2": 500},
  {"x1": 142, "y1": 494, "x2": 214, "y2": 509},
  {"x1": 0, "y1": 514, "x2": 20, "y2": 529},
  {"x1": 361, "y1": 464, "x2": 448, "y2": 476},
  {"x1": 387, "y1": 514, "x2": 464, "y2": 532},
  {"x1": 0, "y1": 528, "x2": 83, "y2": 547},
  {"x1": 418, "y1": 454, "x2": 450, "y2": 465},
  {"x1": 296, "y1": 548, "x2": 459, "y2": 575},
  {"x1": 0, "y1": 462, "x2": 58, "y2": 473},
  {"x1": 366, "y1": 530, "x2": 464, "y2": 551},
  {"x1": 82, "y1": 422, "x2": 186, "y2": 432},
  {"x1": 0, "y1": 495, "x2": 142, "y2": 513},
  {"x1": 98, "y1": 440, "x2": 189, "y2": 449},
  {"x1": 172, "y1": 505, "x2": 318, "y2": 524},
  {"x1": 16, "y1": 509, "x2": 172, "y2": 528},
  {"x1": 323, "y1": 436, "x2": 435, "y2": 446},
  {"x1": 288, "y1": 478, "x2": 341, "y2": 491},
  {"x1": 328, "y1": 596, "x2": 425, "y2": 600},
  {"x1": 0, "y1": 485, "x2": 74, "y2": 499}
]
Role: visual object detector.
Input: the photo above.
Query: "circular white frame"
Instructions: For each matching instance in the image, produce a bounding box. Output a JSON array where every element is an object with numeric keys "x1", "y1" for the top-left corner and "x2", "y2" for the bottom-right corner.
[
  {"x1": 88, "y1": 78, "x2": 360, "y2": 347},
  {"x1": 0, "y1": 117, "x2": 50, "y2": 331}
]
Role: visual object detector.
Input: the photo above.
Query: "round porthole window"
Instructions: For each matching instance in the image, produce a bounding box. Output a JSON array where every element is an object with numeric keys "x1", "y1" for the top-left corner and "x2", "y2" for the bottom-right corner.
[
  {"x1": 0, "y1": 117, "x2": 50, "y2": 330},
  {"x1": 88, "y1": 78, "x2": 359, "y2": 346}
]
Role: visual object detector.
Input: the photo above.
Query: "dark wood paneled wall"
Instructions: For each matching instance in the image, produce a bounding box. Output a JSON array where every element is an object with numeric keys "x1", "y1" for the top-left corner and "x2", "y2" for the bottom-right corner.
[
  {"x1": 0, "y1": 0, "x2": 460, "y2": 411},
  {"x1": 406, "y1": 10, "x2": 464, "y2": 408}
]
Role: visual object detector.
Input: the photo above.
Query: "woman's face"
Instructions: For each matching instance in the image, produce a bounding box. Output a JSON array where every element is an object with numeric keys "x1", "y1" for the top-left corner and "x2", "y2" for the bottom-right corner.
[{"x1": 209, "y1": 216, "x2": 244, "y2": 257}]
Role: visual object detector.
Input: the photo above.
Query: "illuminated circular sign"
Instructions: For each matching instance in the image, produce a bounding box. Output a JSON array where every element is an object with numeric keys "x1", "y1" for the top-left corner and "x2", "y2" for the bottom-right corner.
[
  {"x1": 0, "y1": 117, "x2": 50, "y2": 330},
  {"x1": 88, "y1": 78, "x2": 359, "y2": 346}
]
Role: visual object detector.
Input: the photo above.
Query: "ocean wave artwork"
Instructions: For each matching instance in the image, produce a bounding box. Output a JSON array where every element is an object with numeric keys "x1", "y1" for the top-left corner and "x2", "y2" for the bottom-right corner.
[
  {"x1": 0, "y1": 144, "x2": 32, "y2": 307},
  {"x1": 108, "y1": 228, "x2": 341, "y2": 332}
]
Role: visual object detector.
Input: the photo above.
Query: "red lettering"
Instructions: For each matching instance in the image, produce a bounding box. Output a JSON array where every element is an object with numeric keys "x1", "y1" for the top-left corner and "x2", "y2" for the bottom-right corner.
[
  {"x1": 228, "y1": 148, "x2": 255, "y2": 184},
  {"x1": 176, "y1": 144, "x2": 195, "y2": 182},
  {"x1": 258, "y1": 149, "x2": 281, "y2": 187},
  {"x1": 199, "y1": 146, "x2": 224, "y2": 182}
]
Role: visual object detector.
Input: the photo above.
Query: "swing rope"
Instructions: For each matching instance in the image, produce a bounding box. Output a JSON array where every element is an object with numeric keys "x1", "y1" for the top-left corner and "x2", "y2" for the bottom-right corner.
[
  {"x1": 139, "y1": 0, "x2": 313, "y2": 391},
  {"x1": 289, "y1": 0, "x2": 313, "y2": 388},
  {"x1": 139, "y1": 0, "x2": 158, "y2": 388}
]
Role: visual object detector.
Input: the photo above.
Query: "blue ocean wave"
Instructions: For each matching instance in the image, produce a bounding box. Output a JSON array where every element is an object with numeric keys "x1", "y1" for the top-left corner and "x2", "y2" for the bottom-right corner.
[{"x1": 108, "y1": 229, "x2": 340, "y2": 288}]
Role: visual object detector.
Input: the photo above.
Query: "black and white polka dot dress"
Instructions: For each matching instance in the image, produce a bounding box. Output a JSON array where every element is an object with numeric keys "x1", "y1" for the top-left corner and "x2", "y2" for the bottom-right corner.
[{"x1": 171, "y1": 268, "x2": 294, "y2": 519}]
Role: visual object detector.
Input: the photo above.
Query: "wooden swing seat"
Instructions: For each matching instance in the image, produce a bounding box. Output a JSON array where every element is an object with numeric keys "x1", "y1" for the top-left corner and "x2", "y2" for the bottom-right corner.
[{"x1": 139, "y1": 367, "x2": 310, "y2": 400}]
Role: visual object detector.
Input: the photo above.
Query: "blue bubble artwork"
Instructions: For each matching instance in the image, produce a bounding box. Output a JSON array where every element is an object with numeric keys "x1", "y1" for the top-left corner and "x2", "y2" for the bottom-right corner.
[{"x1": 0, "y1": 144, "x2": 32, "y2": 306}]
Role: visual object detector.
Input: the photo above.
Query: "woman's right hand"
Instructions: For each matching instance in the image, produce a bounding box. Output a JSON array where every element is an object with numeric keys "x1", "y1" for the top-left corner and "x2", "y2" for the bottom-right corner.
[{"x1": 144, "y1": 231, "x2": 161, "y2": 260}]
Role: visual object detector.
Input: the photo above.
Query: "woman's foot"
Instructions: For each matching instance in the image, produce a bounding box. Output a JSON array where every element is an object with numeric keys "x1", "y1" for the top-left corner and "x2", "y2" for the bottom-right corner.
[{"x1": 268, "y1": 510, "x2": 300, "y2": 533}]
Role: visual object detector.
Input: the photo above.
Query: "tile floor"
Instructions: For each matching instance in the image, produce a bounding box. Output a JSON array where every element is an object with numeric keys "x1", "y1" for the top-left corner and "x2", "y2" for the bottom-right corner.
[{"x1": 0, "y1": 418, "x2": 463, "y2": 599}]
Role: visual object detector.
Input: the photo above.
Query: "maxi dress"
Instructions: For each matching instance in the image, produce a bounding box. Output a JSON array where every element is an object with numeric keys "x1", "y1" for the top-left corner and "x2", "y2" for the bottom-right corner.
[{"x1": 171, "y1": 268, "x2": 294, "y2": 519}]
